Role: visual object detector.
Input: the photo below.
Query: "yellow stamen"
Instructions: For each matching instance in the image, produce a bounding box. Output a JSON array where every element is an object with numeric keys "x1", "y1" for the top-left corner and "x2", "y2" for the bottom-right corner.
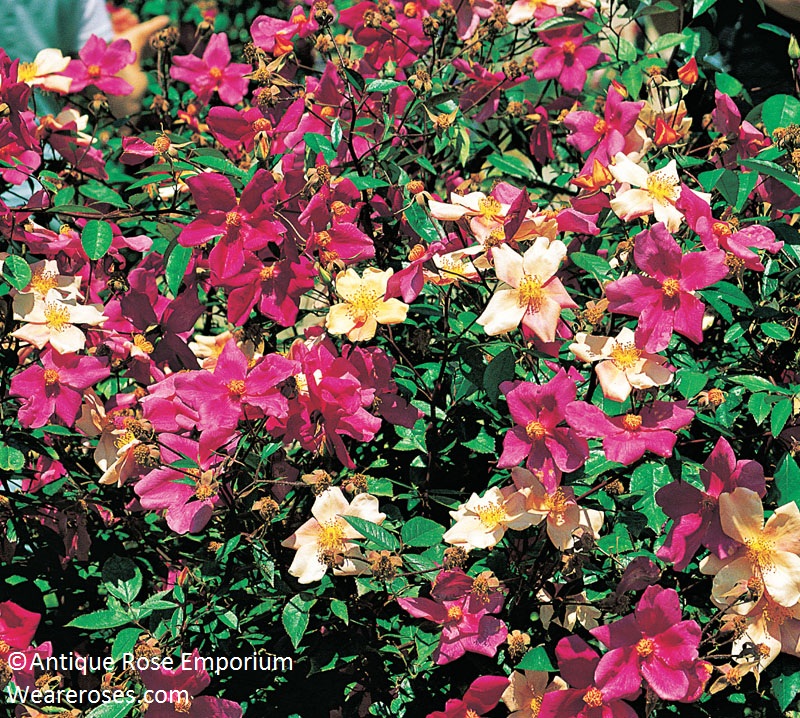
[
  {"x1": 478, "y1": 196, "x2": 502, "y2": 222},
  {"x1": 474, "y1": 500, "x2": 506, "y2": 529},
  {"x1": 745, "y1": 536, "x2": 776, "y2": 572},
  {"x1": 43, "y1": 369, "x2": 60, "y2": 385},
  {"x1": 609, "y1": 342, "x2": 641, "y2": 370},
  {"x1": 317, "y1": 519, "x2": 346, "y2": 555},
  {"x1": 133, "y1": 334, "x2": 154, "y2": 354},
  {"x1": 30, "y1": 269, "x2": 58, "y2": 295},
  {"x1": 526, "y1": 420, "x2": 546, "y2": 441},
  {"x1": 646, "y1": 170, "x2": 679, "y2": 204},
  {"x1": 636, "y1": 637, "x2": 655, "y2": 657},
  {"x1": 447, "y1": 605, "x2": 463, "y2": 622},
  {"x1": 583, "y1": 687, "x2": 603, "y2": 707},
  {"x1": 43, "y1": 302, "x2": 71, "y2": 331},
  {"x1": 345, "y1": 287, "x2": 380, "y2": 323},
  {"x1": 226, "y1": 379, "x2": 246, "y2": 396},
  {"x1": 17, "y1": 61, "x2": 37, "y2": 83},
  {"x1": 622, "y1": 414, "x2": 642, "y2": 431},
  {"x1": 661, "y1": 277, "x2": 681, "y2": 297},
  {"x1": 517, "y1": 275, "x2": 545, "y2": 312}
]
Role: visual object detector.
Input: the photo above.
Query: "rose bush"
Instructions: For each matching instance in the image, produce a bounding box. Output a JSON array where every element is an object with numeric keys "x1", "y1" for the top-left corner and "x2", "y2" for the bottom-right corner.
[{"x1": 1, "y1": 0, "x2": 800, "y2": 716}]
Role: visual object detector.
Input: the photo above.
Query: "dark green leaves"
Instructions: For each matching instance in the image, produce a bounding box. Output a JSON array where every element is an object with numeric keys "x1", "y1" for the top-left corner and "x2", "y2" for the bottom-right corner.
[{"x1": 81, "y1": 219, "x2": 113, "y2": 260}]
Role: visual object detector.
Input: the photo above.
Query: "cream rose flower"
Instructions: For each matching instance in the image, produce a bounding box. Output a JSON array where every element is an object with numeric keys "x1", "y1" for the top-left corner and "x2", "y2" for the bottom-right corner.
[
  {"x1": 569, "y1": 327, "x2": 673, "y2": 402},
  {"x1": 281, "y1": 487, "x2": 387, "y2": 584},
  {"x1": 325, "y1": 267, "x2": 408, "y2": 342}
]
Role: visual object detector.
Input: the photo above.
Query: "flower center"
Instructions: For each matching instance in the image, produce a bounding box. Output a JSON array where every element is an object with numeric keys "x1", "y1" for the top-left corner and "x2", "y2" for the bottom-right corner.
[
  {"x1": 114, "y1": 430, "x2": 137, "y2": 450},
  {"x1": 764, "y1": 603, "x2": 791, "y2": 626},
  {"x1": 316, "y1": 230, "x2": 331, "y2": 247},
  {"x1": 153, "y1": 135, "x2": 171, "y2": 154},
  {"x1": 44, "y1": 302, "x2": 71, "y2": 331},
  {"x1": 707, "y1": 388, "x2": 726, "y2": 405},
  {"x1": 226, "y1": 379, "x2": 246, "y2": 396},
  {"x1": 194, "y1": 482, "x2": 217, "y2": 500},
  {"x1": 661, "y1": 277, "x2": 681, "y2": 297},
  {"x1": 593, "y1": 118, "x2": 607, "y2": 135},
  {"x1": 646, "y1": 170, "x2": 679, "y2": 204},
  {"x1": 562, "y1": 40, "x2": 577, "y2": 56},
  {"x1": 87, "y1": 64, "x2": 102, "y2": 78},
  {"x1": 517, "y1": 275, "x2": 545, "y2": 312},
  {"x1": 174, "y1": 697, "x2": 192, "y2": 713},
  {"x1": 225, "y1": 210, "x2": 242, "y2": 227},
  {"x1": 209, "y1": 67, "x2": 224, "y2": 80},
  {"x1": 408, "y1": 243, "x2": 426, "y2": 261},
  {"x1": 475, "y1": 500, "x2": 506, "y2": 529},
  {"x1": 622, "y1": 413, "x2": 642, "y2": 431},
  {"x1": 29, "y1": 269, "x2": 58, "y2": 295},
  {"x1": 545, "y1": 488, "x2": 568, "y2": 519},
  {"x1": 346, "y1": 288, "x2": 380, "y2": 323},
  {"x1": 43, "y1": 368, "x2": 60, "y2": 385},
  {"x1": 478, "y1": 196, "x2": 502, "y2": 222},
  {"x1": 609, "y1": 341, "x2": 641, "y2": 370},
  {"x1": 745, "y1": 536, "x2": 776, "y2": 572},
  {"x1": 447, "y1": 605, "x2": 464, "y2": 622},
  {"x1": 0, "y1": 639, "x2": 8, "y2": 653},
  {"x1": 525, "y1": 420, "x2": 546, "y2": 441},
  {"x1": 712, "y1": 220, "x2": 733, "y2": 237},
  {"x1": 133, "y1": 334, "x2": 154, "y2": 354},
  {"x1": 252, "y1": 118, "x2": 271, "y2": 133},
  {"x1": 583, "y1": 687, "x2": 603, "y2": 707},
  {"x1": 17, "y1": 61, "x2": 38, "y2": 83},
  {"x1": 259, "y1": 264, "x2": 276, "y2": 282},
  {"x1": 317, "y1": 519, "x2": 346, "y2": 554},
  {"x1": 330, "y1": 200, "x2": 348, "y2": 217},
  {"x1": 636, "y1": 637, "x2": 655, "y2": 657}
]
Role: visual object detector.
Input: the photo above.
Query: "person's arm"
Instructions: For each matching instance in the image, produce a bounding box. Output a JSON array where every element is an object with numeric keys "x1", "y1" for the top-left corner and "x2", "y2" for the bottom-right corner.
[
  {"x1": 762, "y1": 0, "x2": 800, "y2": 23},
  {"x1": 109, "y1": 15, "x2": 170, "y2": 118}
]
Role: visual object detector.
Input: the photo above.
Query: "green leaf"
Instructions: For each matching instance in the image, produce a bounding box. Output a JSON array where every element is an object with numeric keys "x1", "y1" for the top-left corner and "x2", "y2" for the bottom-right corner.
[
  {"x1": 0, "y1": 443, "x2": 25, "y2": 472},
  {"x1": 401, "y1": 517, "x2": 445, "y2": 548},
  {"x1": 405, "y1": 201, "x2": 441, "y2": 243},
  {"x1": 692, "y1": 0, "x2": 717, "y2": 18},
  {"x1": 67, "y1": 609, "x2": 131, "y2": 630},
  {"x1": 343, "y1": 515, "x2": 399, "y2": 551},
  {"x1": 348, "y1": 175, "x2": 390, "y2": 190},
  {"x1": 111, "y1": 627, "x2": 143, "y2": 660},
  {"x1": 192, "y1": 154, "x2": 247, "y2": 178},
  {"x1": 330, "y1": 118, "x2": 342, "y2": 148},
  {"x1": 762, "y1": 322, "x2": 792, "y2": 341},
  {"x1": 330, "y1": 599, "x2": 349, "y2": 625},
  {"x1": 775, "y1": 453, "x2": 800, "y2": 506},
  {"x1": 571, "y1": 252, "x2": 612, "y2": 281},
  {"x1": 741, "y1": 158, "x2": 800, "y2": 195},
  {"x1": 772, "y1": 669, "x2": 800, "y2": 711},
  {"x1": 2, "y1": 255, "x2": 31, "y2": 291},
  {"x1": 649, "y1": 32, "x2": 686, "y2": 53},
  {"x1": 484, "y1": 347, "x2": 515, "y2": 404},
  {"x1": 80, "y1": 181, "x2": 128, "y2": 208},
  {"x1": 715, "y1": 72, "x2": 743, "y2": 97},
  {"x1": 761, "y1": 94, "x2": 800, "y2": 135},
  {"x1": 729, "y1": 375, "x2": 783, "y2": 393},
  {"x1": 395, "y1": 419, "x2": 427, "y2": 453},
  {"x1": 282, "y1": 595, "x2": 313, "y2": 649},
  {"x1": 486, "y1": 153, "x2": 534, "y2": 179},
  {"x1": 629, "y1": 463, "x2": 672, "y2": 528},
  {"x1": 85, "y1": 699, "x2": 135, "y2": 718},
  {"x1": 463, "y1": 427, "x2": 496, "y2": 454},
  {"x1": 771, "y1": 398, "x2": 793, "y2": 436},
  {"x1": 748, "y1": 392, "x2": 772, "y2": 425},
  {"x1": 102, "y1": 556, "x2": 143, "y2": 603},
  {"x1": 165, "y1": 244, "x2": 192, "y2": 297},
  {"x1": 81, "y1": 220, "x2": 114, "y2": 260},
  {"x1": 676, "y1": 371, "x2": 707, "y2": 399},
  {"x1": 698, "y1": 168, "x2": 725, "y2": 193},
  {"x1": 516, "y1": 645, "x2": 555, "y2": 671},
  {"x1": 365, "y1": 79, "x2": 402, "y2": 92}
]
